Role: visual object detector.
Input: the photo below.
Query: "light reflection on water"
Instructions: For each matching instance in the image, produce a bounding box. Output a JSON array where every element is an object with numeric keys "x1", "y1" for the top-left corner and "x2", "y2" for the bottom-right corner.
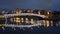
[
  {"x1": 0, "y1": 19, "x2": 60, "y2": 27},
  {"x1": 0, "y1": 20, "x2": 60, "y2": 32}
]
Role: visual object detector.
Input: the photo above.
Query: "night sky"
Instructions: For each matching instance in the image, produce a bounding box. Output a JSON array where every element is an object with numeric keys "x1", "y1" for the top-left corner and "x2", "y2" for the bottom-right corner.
[{"x1": 0, "y1": 0, "x2": 60, "y2": 11}]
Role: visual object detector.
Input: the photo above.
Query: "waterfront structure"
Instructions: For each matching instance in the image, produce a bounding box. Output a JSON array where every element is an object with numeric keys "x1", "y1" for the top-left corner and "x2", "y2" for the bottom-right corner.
[{"x1": 0, "y1": 9, "x2": 60, "y2": 30}]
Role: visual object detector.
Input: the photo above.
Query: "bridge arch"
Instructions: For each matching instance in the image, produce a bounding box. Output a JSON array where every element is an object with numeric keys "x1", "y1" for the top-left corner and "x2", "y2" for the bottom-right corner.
[{"x1": 4, "y1": 13, "x2": 47, "y2": 18}]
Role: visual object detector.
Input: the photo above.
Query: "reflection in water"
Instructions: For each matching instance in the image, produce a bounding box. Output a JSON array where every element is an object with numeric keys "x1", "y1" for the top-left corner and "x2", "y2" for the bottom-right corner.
[
  {"x1": 0, "y1": 16, "x2": 60, "y2": 28},
  {"x1": 51, "y1": 20, "x2": 53, "y2": 26},
  {"x1": 31, "y1": 18, "x2": 34, "y2": 24},
  {"x1": 21, "y1": 18, "x2": 24, "y2": 23},
  {"x1": 15, "y1": 17, "x2": 20, "y2": 24},
  {"x1": 45, "y1": 20, "x2": 49, "y2": 27},
  {"x1": 26, "y1": 18, "x2": 28, "y2": 23}
]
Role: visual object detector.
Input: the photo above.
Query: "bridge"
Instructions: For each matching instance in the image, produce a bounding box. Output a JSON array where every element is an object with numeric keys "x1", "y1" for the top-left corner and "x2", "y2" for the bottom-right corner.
[
  {"x1": 4, "y1": 13, "x2": 47, "y2": 18},
  {"x1": 0, "y1": 13, "x2": 47, "y2": 28}
]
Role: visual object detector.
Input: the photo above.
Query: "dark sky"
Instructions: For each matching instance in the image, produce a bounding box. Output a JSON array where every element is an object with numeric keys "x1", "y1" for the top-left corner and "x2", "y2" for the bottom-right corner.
[{"x1": 0, "y1": 0, "x2": 60, "y2": 11}]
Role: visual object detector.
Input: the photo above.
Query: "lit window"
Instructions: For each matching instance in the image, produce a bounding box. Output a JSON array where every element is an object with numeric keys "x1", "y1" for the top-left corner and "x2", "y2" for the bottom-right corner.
[
  {"x1": 27, "y1": 10, "x2": 30, "y2": 13},
  {"x1": 16, "y1": 11, "x2": 19, "y2": 14},
  {"x1": 15, "y1": 9, "x2": 22, "y2": 14},
  {"x1": 46, "y1": 20, "x2": 49, "y2": 27},
  {"x1": 38, "y1": 11, "x2": 40, "y2": 15},
  {"x1": 30, "y1": 10, "x2": 33, "y2": 13},
  {"x1": 0, "y1": 15, "x2": 4, "y2": 18},
  {"x1": 47, "y1": 12, "x2": 49, "y2": 15},
  {"x1": 19, "y1": 10, "x2": 22, "y2": 13}
]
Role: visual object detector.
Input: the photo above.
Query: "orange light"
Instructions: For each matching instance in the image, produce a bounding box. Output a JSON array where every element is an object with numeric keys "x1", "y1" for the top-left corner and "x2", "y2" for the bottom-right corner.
[{"x1": 45, "y1": 20, "x2": 49, "y2": 27}]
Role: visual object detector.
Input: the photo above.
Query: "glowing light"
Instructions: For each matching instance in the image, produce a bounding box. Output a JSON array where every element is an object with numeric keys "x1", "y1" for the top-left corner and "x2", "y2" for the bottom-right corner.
[
  {"x1": 46, "y1": 20, "x2": 49, "y2": 27},
  {"x1": 31, "y1": 18, "x2": 34, "y2": 24},
  {"x1": 0, "y1": 15, "x2": 4, "y2": 18},
  {"x1": 26, "y1": 18, "x2": 28, "y2": 23},
  {"x1": 15, "y1": 17, "x2": 20, "y2": 23},
  {"x1": 51, "y1": 21, "x2": 53, "y2": 26},
  {"x1": 38, "y1": 11, "x2": 40, "y2": 15},
  {"x1": 21, "y1": 18, "x2": 24, "y2": 23},
  {"x1": 19, "y1": 10, "x2": 22, "y2": 13},
  {"x1": 47, "y1": 12, "x2": 49, "y2": 15},
  {"x1": 27, "y1": 10, "x2": 30, "y2": 12},
  {"x1": 10, "y1": 18, "x2": 13, "y2": 22},
  {"x1": 27, "y1": 10, "x2": 33, "y2": 13},
  {"x1": 15, "y1": 9, "x2": 22, "y2": 14},
  {"x1": 30, "y1": 10, "x2": 33, "y2": 13}
]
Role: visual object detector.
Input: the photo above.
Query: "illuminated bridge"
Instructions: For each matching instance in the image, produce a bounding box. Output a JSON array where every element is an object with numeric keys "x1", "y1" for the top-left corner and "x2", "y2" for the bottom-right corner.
[
  {"x1": 3, "y1": 13, "x2": 47, "y2": 28},
  {"x1": 4, "y1": 13, "x2": 47, "y2": 18},
  {"x1": 0, "y1": 9, "x2": 60, "y2": 31}
]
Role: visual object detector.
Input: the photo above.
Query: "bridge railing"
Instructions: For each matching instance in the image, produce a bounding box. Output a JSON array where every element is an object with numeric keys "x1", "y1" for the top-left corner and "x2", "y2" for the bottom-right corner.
[{"x1": 4, "y1": 13, "x2": 48, "y2": 18}]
